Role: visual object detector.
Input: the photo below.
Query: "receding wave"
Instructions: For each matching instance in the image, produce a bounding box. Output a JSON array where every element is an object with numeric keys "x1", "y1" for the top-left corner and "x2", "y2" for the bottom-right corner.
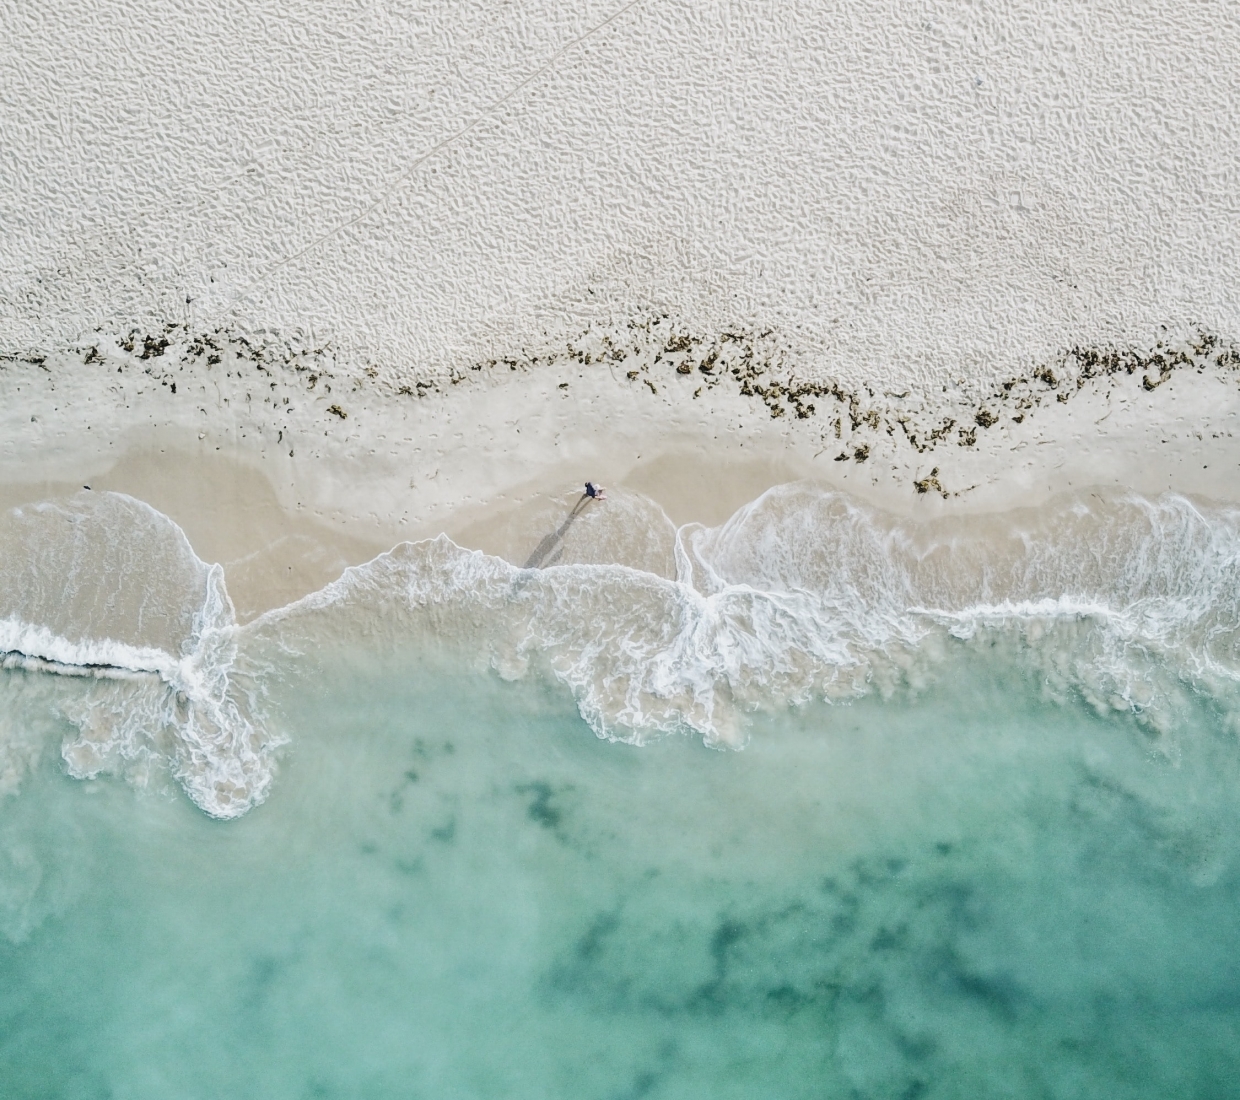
[
  {"x1": 256, "y1": 485, "x2": 1240, "y2": 748},
  {"x1": 0, "y1": 492, "x2": 274, "y2": 818},
  {"x1": 3, "y1": 485, "x2": 1240, "y2": 816}
]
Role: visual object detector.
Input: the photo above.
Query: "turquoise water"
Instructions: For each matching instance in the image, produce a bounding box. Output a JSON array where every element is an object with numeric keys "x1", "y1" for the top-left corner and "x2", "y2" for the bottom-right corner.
[
  {"x1": 3, "y1": 486, "x2": 1240, "y2": 1096},
  {"x1": 4, "y1": 650, "x2": 1240, "y2": 1097}
]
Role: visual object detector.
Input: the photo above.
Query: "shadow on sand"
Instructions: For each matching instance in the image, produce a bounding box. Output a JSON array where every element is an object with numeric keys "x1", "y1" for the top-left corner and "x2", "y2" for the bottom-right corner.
[{"x1": 521, "y1": 494, "x2": 594, "y2": 571}]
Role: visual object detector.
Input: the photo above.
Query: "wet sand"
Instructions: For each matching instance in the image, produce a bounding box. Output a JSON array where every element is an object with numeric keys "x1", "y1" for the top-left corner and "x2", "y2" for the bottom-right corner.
[{"x1": 3, "y1": 331, "x2": 1240, "y2": 622}]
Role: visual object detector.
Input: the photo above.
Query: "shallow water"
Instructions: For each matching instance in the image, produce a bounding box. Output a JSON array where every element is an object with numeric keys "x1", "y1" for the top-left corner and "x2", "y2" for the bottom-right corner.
[
  {"x1": 3, "y1": 486, "x2": 1240, "y2": 1096},
  {"x1": 4, "y1": 652, "x2": 1240, "y2": 1097}
]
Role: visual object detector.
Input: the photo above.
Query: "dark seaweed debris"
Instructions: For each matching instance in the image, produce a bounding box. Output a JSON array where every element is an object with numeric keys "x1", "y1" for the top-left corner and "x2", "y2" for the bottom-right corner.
[
  {"x1": 913, "y1": 468, "x2": 947, "y2": 498},
  {"x1": 439, "y1": 318, "x2": 1240, "y2": 481},
  {"x1": 15, "y1": 318, "x2": 1239, "y2": 497}
]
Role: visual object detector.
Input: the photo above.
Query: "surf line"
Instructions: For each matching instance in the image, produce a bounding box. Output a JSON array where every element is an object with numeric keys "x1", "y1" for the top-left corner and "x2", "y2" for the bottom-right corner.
[
  {"x1": 0, "y1": 650, "x2": 165, "y2": 682},
  {"x1": 213, "y1": 0, "x2": 647, "y2": 324}
]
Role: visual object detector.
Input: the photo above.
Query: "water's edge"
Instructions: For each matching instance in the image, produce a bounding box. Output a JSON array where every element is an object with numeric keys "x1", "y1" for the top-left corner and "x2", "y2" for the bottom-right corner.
[{"x1": 3, "y1": 484, "x2": 1240, "y2": 817}]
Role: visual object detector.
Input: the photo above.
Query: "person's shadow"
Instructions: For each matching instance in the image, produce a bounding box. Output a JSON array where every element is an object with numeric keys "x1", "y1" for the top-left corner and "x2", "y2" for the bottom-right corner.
[{"x1": 521, "y1": 493, "x2": 594, "y2": 571}]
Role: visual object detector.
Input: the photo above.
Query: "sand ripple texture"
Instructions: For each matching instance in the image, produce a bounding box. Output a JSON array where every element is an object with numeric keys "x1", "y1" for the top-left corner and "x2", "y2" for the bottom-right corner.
[{"x1": 4, "y1": 1, "x2": 1239, "y2": 390}]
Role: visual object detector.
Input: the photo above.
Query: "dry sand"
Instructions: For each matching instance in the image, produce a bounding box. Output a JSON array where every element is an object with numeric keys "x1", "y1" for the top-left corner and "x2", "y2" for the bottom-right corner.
[{"x1": 4, "y1": 1, "x2": 1239, "y2": 395}]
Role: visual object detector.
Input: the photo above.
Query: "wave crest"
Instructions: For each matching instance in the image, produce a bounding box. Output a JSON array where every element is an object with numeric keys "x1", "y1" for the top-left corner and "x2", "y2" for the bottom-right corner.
[
  {"x1": 4, "y1": 484, "x2": 1238, "y2": 815},
  {"x1": 256, "y1": 486, "x2": 1240, "y2": 749}
]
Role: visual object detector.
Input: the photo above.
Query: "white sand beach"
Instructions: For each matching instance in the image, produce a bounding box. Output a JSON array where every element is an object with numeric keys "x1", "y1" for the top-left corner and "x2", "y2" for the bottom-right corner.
[
  {"x1": 0, "y1": 0, "x2": 1238, "y2": 722},
  {"x1": 3, "y1": 1, "x2": 1239, "y2": 587},
  {"x1": 1, "y1": 320, "x2": 1239, "y2": 622}
]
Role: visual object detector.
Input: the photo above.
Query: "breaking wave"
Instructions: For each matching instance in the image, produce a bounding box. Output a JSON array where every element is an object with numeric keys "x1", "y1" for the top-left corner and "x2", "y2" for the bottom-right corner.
[
  {"x1": 4, "y1": 484, "x2": 1240, "y2": 816},
  {"x1": 259, "y1": 485, "x2": 1240, "y2": 747}
]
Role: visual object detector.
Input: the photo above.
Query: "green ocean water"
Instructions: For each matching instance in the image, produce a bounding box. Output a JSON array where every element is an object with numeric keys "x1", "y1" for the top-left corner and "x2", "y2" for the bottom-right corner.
[
  {"x1": 3, "y1": 645, "x2": 1240, "y2": 1099},
  {"x1": 5, "y1": 485, "x2": 1240, "y2": 1096}
]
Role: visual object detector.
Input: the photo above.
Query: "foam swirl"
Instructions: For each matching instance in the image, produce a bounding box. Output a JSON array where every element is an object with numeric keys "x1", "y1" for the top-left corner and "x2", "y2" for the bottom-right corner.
[
  {"x1": 4, "y1": 485, "x2": 1240, "y2": 816},
  {"x1": 255, "y1": 486, "x2": 1240, "y2": 750},
  {"x1": 0, "y1": 492, "x2": 274, "y2": 818}
]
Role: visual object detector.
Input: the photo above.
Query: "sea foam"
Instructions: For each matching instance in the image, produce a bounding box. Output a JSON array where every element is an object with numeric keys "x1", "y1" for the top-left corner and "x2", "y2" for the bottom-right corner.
[
  {"x1": 257, "y1": 485, "x2": 1240, "y2": 753},
  {"x1": 3, "y1": 485, "x2": 1240, "y2": 816},
  {"x1": 0, "y1": 492, "x2": 273, "y2": 818}
]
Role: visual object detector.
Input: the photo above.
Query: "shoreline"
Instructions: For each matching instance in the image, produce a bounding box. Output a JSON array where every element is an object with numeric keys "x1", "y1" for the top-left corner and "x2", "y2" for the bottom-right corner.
[
  {"x1": 3, "y1": 325, "x2": 1240, "y2": 620},
  {"x1": 5, "y1": 0, "x2": 1238, "y2": 623}
]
